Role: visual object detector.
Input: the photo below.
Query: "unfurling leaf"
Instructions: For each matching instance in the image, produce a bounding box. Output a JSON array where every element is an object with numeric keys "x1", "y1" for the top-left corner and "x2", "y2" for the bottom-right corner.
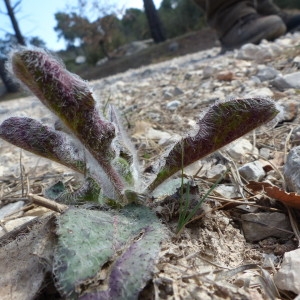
[
  {"x1": 0, "y1": 117, "x2": 86, "y2": 173},
  {"x1": 10, "y1": 48, "x2": 128, "y2": 201},
  {"x1": 149, "y1": 98, "x2": 279, "y2": 191}
]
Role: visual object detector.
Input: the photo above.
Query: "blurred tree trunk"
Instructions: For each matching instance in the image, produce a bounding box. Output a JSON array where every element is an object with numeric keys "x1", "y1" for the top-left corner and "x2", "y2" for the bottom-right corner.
[
  {"x1": 1, "y1": 0, "x2": 25, "y2": 93},
  {"x1": 0, "y1": 59, "x2": 19, "y2": 93},
  {"x1": 143, "y1": 0, "x2": 166, "y2": 43},
  {"x1": 4, "y1": 0, "x2": 26, "y2": 45}
]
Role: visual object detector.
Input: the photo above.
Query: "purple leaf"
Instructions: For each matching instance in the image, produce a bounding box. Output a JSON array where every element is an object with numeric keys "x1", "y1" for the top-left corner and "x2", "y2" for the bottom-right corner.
[
  {"x1": 148, "y1": 98, "x2": 279, "y2": 191},
  {"x1": 11, "y1": 49, "x2": 126, "y2": 200},
  {"x1": 0, "y1": 117, "x2": 86, "y2": 173}
]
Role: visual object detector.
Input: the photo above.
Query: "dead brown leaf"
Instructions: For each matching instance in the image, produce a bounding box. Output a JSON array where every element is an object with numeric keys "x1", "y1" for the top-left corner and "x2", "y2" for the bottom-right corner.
[
  {"x1": 0, "y1": 213, "x2": 56, "y2": 300},
  {"x1": 247, "y1": 181, "x2": 300, "y2": 209}
]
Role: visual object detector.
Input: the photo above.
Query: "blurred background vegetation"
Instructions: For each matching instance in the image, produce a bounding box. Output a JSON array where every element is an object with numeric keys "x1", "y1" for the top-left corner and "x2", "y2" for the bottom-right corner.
[
  {"x1": 0, "y1": 0, "x2": 299, "y2": 95},
  {"x1": 274, "y1": 0, "x2": 300, "y2": 8}
]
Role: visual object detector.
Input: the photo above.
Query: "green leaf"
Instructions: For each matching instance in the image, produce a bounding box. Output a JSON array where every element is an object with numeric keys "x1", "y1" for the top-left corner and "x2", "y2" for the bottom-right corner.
[{"x1": 54, "y1": 205, "x2": 165, "y2": 299}]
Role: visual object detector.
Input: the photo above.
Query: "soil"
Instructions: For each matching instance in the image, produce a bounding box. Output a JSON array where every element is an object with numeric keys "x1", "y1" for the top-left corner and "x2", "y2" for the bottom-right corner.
[{"x1": 78, "y1": 28, "x2": 219, "y2": 81}]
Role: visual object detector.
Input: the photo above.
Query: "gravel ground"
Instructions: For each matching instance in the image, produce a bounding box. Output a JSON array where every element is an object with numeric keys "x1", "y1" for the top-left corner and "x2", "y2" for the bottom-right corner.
[{"x1": 1, "y1": 32, "x2": 300, "y2": 299}]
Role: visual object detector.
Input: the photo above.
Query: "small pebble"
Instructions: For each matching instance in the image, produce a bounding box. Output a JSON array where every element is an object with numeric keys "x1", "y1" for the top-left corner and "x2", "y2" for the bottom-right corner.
[{"x1": 166, "y1": 100, "x2": 181, "y2": 110}]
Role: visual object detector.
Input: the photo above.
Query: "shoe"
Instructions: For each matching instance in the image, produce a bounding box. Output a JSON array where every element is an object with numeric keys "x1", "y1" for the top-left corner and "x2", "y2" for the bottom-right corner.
[
  {"x1": 220, "y1": 14, "x2": 286, "y2": 52},
  {"x1": 278, "y1": 11, "x2": 300, "y2": 32}
]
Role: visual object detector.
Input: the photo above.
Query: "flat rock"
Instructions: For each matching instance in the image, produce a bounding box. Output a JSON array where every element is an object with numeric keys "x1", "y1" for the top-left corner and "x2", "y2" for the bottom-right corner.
[
  {"x1": 256, "y1": 66, "x2": 279, "y2": 81},
  {"x1": 235, "y1": 43, "x2": 275, "y2": 61},
  {"x1": 0, "y1": 201, "x2": 25, "y2": 220},
  {"x1": 284, "y1": 146, "x2": 300, "y2": 193},
  {"x1": 213, "y1": 184, "x2": 240, "y2": 199},
  {"x1": 206, "y1": 164, "x2": 227, "y2": 180},
  {"x1": 274, "y1": 248, "x2": 300, "y2": 294},
  {"x1": 166, "y1": 100, "x2": 181, "y2": 110},
  {"x1": 293, "y1": 56, "x2": 300, "y2": 67},
  {"x1": 282, "y1": 72, "x2": 300, "y2": 88},
  {"x1": 277, "y1": 99, "x2": 298, "y2": 122},
  {"x1": 271, "y1": 75, "x2": 294, "y2": 90},
  {"x1": 227, "y1": 138, "x2": 258, "y2": 162},
  {"x1": 241, "y1": 212, "x2": 293, "y2": 242},
  {"x1": 244, "y1": 87, "x2": 274, "y2": 98},
  {"x1": 0, "y1": 216, "x2": 37, "y2": 237},
  {"x1": 238, "y1": 161, "x2": 265, "y2": 181},
  {"x1": 272, "y1": 72, "x2": 300, "y2": 89}
]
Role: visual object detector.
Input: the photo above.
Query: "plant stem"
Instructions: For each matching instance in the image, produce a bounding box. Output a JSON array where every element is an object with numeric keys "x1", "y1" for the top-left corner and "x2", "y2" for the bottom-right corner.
[{"x1": 176, "y1": 168, "x2": 228, "y2": 234}]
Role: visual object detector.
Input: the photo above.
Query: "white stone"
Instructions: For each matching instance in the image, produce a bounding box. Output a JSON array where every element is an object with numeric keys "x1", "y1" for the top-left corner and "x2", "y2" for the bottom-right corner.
[
  {"x1": 235, "y1": 44, "x2": 260, "y2": 60},
  {"x1": 202, "y1": 66, "x2": 216, "y2": 79},
  {"x1": 259, "y1": 147, "x2": 271, "y2": 160},
  {"x1": 238, "y1": 161, "x2": 265, "y2": 181},
  {"x1": 282, "y1": 72, "x2": 300, "y2": 89},
  {"x1": 75, "y1": 56, "x2": 86, "y2": 64},
  {"x1": 267, "y1": 43, "x2": 283, "y2": 56},
  {"x1": 206, "y1": 164, "x2": 227, "y2": 180},
  {"x1": 142, "y1": 128, "x2": 179, "y2": 146},
  {"x1": 214, "y1": 185, "x2": 240, "y2": 199},
  {"x1": 163, "y1": 91, "x2": 173, "y2": 100},
  {"x1": 293, "y1": 56, "x2": 300, "y2": 67},
  {"x1": 235, "y1": 44, "x2": 273, "y2": 61},
  {"x1": 227, "y1": 138, "x2": 258, "y2": 161},
  {"x1": 274, "y1": 248, "x2": 300, "y2": 294},
  {"x1": 284, "y1": 146, "x2": 300, "y2": 193},
  {"x1": 277, "y1": 37, "x2": 294, "y2": 47},
  {"x1": 0, "y1": 216, "x2": 37, "y2": 237},
  {"x1": 256, "y1": 66, "x2": 279, "y2": 81},
  {"x1": 273, "y1": 72, "x2": 300, "y2": 90},
  {"x1": 124, "y1": 40, "x2": 149, "y2": 56},
  {"x1": 166, "y1": 100, "x2": 181, "y2": 110},
  {"x1": 145, "y1": 128, "x2": 171, "y2": 141},
  {"x1": 244, "y1": 87, "x2": 274, "y2": 98}
]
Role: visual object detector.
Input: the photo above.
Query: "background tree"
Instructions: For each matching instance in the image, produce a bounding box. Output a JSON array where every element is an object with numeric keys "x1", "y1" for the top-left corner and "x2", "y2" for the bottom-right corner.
[
  {"x1": 0, "y1": 0, "x2": 47, "y2": 94},
  {"x1": 3, "y1": 0, "x2": 25, "y2": 45},
  {"x1": 0, "y1": 0, "x2": 26, "y2": 93},
  {"x1": 121, "y1": 8, "x2": 150, "y2": 41},
  {"x1": 54, "y1": 12, "x2": 91, "y2": 49},
  {"x1": 143, "y1": 0, "x2": 166, "y2": 43},
  {"x1": 0, "y1": 35, "x2": 19, "y2": 93},
  {"x1": 274, "y1": 0, "x2": 300, "y2": 9},
  {"x1": 54, "y1": 12, "x2": 124, "y2": 64},
  {"x1": 54, "y1": 1, "x2": 126, "y2": 64},
  {"x1": 158, "y1": 0, "x2": 204, "y2": 38}
]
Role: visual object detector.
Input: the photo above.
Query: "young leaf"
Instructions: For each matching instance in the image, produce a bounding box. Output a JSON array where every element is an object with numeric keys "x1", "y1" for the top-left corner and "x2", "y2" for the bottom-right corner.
[
  {"x1": 10, "y1": 48, "x2": 126, "y2": 201},
  {"x1": 108, "y1": 105, "x2": 141, "y2": 189},
  {"x1": 148, "y1": 98, "x2": 279, "y2": 191},
  {"x1": 0, "y1": 117, "x2": 86, "y2": 173}
]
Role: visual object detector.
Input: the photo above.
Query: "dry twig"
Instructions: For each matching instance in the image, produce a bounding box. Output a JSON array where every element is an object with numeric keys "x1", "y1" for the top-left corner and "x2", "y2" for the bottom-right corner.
[{"x1": 28, "y1": 194, "x2": 68, "y2": 213}]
